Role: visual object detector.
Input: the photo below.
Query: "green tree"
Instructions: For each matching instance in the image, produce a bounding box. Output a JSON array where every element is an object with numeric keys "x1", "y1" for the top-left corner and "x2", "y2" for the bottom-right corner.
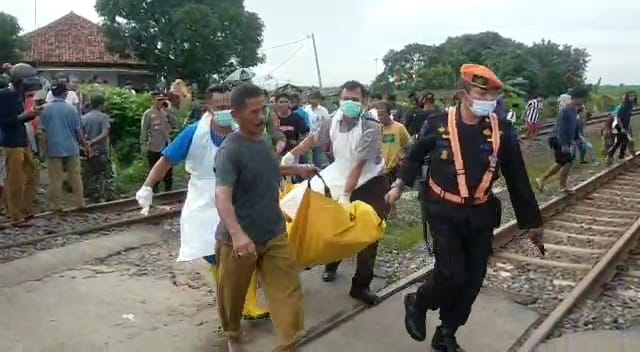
[
  {"x1": 0, "y1": 12, "x2": 25, "y2": 64},
  {"x1": 378, "y1": 43, "x2": 439, "y2": 90},
  {"x1": 95, "y1": 0, "x2": 265, "y2": 90},
  {"x1": 414, "y1": 65, "x2": 457, "y2": 90},
  {"x1": 376, "y1": 32, "x2": 590, "y2": 98}
]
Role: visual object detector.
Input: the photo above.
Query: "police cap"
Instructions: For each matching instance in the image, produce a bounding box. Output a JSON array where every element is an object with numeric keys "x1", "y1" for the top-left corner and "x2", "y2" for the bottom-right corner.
[
  {"x1": 460, "y1": 64, "x2": 502, "y2": 90},
  {"x1": 152, "y1": 91, "x2": 168, "y2": 100}
]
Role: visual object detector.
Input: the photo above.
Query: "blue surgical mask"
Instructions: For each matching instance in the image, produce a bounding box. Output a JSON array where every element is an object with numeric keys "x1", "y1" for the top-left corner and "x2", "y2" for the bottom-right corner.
[
  {"x1": 213, "y1": 110, "x2": 234, "y2": 127},
  {"x1": 340, "y1": 100, "x2": 363, "y2": 119},
  {"x1": 470, "y1": 100, "x2": 497, "y2": 117}
]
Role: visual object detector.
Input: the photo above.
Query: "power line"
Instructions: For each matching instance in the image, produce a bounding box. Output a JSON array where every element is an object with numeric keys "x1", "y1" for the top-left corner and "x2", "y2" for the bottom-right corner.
[
  {"x1": 267, "y1": 42, "x2": 308, "y2": 75},
  {"x1": 260, "y1": 37, "x2": 309, "y2": 52}
]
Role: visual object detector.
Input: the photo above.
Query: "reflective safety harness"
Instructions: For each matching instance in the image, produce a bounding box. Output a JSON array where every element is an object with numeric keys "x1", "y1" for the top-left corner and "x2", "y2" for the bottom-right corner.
[{"x1": 428, "y1": 107, "x2": 501, "y2": 205}]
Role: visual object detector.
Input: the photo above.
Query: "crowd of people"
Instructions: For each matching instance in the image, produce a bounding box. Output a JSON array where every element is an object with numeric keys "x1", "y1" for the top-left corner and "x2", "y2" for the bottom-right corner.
[
  {"x1": 0, "y1": 59, "x2": 637, "y2": 351},
  {"x1": 135, "y1": 65, "x2": 544, "y2": 352}
]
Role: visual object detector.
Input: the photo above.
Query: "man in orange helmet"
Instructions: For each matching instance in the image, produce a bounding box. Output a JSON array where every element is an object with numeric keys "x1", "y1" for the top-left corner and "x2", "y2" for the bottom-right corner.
[{"x1": 386, "y1": 64, "x2": 544, "y2": 351}]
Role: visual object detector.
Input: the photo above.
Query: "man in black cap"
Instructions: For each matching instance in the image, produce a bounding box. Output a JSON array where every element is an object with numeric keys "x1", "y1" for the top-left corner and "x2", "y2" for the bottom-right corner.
[
  {"x1": 0, "y1": 63, "x2": 42, "y2": 225},
  {"x1": 386, "y1": 64, "x2": 543, "y2": 351}
]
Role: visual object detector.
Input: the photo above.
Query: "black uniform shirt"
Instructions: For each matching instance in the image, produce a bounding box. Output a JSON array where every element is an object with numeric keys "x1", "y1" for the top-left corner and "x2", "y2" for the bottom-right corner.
[{"x1": 399, "y1": 109, "x2": 542, "y2": 229}]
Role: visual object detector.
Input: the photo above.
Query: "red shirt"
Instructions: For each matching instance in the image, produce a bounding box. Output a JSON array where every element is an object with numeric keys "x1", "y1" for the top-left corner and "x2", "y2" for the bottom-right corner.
[{"x1": 24, "y1": 96, "x2": 40, "y2": 132}]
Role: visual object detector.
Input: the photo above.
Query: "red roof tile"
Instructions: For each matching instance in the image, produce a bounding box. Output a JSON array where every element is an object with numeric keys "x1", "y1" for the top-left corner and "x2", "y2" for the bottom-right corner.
[{"x1": 23, "y1": 12, "x2": 143, "y2": 66}]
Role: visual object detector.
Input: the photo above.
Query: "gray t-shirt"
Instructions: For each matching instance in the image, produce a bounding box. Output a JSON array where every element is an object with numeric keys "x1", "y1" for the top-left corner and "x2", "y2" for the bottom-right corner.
[
  {"x1": 82, "y1": 110, "x2": 111, "y2": 155},
  {"x1": 214, "y1": 132, "x2": 285, "y2": 245}
]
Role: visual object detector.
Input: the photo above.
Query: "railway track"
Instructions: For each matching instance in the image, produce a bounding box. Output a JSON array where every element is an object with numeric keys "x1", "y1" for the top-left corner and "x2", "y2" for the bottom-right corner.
[
  {"x1": 289, "y1": 152, "x2": 640, "y2": 350},
  {"x1": 530, "y1": 108, "x2": 639, "y2": 137},
  {"x1": 0, "y1": 189, "x2": 187, "y2": 263}
]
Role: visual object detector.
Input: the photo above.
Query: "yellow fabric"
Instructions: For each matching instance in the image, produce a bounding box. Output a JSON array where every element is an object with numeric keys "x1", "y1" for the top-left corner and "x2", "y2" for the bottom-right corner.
[
  {"x1": 287, "y1": 185, "x2": 386, "y2": 268},
  {"x1": 209, "y1": 264, "x2": 269, "y2": 319},
  {"x1": 381, "y1": 122, "x2": 412, "y2": 170}
]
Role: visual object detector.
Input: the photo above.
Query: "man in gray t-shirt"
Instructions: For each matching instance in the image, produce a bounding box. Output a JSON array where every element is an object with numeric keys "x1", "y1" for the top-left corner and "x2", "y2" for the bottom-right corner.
[
  {"x1": 213, "y1": 83, "x2": 316, "y2": 351},
  {"x1": 81, "y1": 94, "x2": 116, "y2": 202},
  {"x1": 214, "y1": 131, "x2": 285, "y2": 245}
]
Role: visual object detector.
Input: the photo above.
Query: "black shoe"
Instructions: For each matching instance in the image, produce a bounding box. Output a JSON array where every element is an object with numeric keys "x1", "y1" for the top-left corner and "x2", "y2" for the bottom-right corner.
[
  {"x1": 349, "y1": 287, "x2": 379, "y2": 306},
  {"x1": 403, "y1": 293, "x2": 427, "y2": 341},
  {"x1": 432, "y1": 326, "x2": 464, "y2": 352},
  {"x1": 322, "y1": 270, "x2": 337, "y2": 282},
  {"x1": 426, "y1": 240, "x2": 434, "y2": 256}
]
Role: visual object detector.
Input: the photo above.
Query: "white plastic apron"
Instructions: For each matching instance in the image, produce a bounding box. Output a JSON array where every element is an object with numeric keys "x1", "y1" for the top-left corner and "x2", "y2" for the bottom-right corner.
[
  {"x1": 177, "y1": 112, "x2": 219, "y2": 261},
  {"x1": 280, "y1": 110, "x2": 384, "y2": 219}
]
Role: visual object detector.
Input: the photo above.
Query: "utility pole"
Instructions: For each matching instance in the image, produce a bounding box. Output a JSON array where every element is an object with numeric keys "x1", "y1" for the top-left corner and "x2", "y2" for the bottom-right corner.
[
  {"x1": 310, "y1": 33, "x2": 323, "y2": 88},
  {"x1": 374, "y1": 58, "x2": 379, "y2": 77},
  {"x1": 33, "y1": 0, "x2": 38, "y2": 67}
]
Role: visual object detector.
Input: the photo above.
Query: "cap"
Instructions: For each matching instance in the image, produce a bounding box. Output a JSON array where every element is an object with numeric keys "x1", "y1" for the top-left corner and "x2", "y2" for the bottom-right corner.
[
  {"x1": 152, "y1": 91, "x2": 168, "y2": 100},
  {"x1": 460, "y1": 64, "x2": 502, "y2": 90}
]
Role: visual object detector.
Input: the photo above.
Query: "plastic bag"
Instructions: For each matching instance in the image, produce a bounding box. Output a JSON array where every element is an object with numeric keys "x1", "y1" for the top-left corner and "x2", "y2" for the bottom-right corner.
[{"x1": 287, "y1": 175, "x2": 386, "y2": 268}]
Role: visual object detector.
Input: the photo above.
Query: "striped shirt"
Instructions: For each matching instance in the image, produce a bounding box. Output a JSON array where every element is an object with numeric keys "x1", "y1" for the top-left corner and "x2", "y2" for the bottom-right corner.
[{"x1": 524, "y1": 99, "x2": 543, "y2": 124}]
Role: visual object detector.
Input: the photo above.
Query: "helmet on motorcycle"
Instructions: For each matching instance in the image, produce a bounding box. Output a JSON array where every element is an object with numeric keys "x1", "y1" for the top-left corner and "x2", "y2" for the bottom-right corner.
[{"x1": 9, "y1": 63, "x2": 42, "y2": 92}]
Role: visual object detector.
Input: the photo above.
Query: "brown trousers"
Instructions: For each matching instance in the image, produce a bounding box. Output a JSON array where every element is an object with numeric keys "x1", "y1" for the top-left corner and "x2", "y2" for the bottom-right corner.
[
  {"x1": 47, "y1": 156, "x2": 85, "y2": 210},
  {"x1": 216, "y1": 233, "x2": 304, "y2": 351},
  {"x1": 325, "y1": 174, "x2": 390, "y2": 288},
  {"x1": 2, "y1": 147, "x2": 37, "y2": 222}
]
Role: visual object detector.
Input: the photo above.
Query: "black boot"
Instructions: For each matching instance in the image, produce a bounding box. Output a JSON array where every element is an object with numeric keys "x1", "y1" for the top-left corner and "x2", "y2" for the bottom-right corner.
[
  {"x1": 403, "y1": 293, "x2": 427, "y2": 341},
  {"x1": 322, "y1": 269, "x2": 337, "y2": 282},
  {"x1": 349, "y1": 286, "x2": 379, "y2": 306},
  {"x1": 432, "y1": 326, "x2": 465, "y2": 352}
]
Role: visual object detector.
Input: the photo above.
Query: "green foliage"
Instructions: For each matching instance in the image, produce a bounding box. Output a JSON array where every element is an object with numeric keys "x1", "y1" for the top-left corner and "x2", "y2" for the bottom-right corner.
[
  {"x1": 373, "y1": 31, "x2": 590, "y2": 98},
  {"x1": 81, "y1": 85, "x2": 152, "y2": 166},
  {"x1": 414, "y1": 65, "x2": 457, "y2": 90},
  {"x1": 0, "y1": 12, "x2": 25, "y2": 64},
  {"x1": 95, "y1": 0, "x2": 265, "y2": 90}
]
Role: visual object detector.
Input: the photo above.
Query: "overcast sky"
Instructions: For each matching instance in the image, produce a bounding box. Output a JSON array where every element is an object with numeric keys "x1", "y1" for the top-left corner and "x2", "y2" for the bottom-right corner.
[{"x1": 4, "y1": 0, "x2": 639, "y2": 87}]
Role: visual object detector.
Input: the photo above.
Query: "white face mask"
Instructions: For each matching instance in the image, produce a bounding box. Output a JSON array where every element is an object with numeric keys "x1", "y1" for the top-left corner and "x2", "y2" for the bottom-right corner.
[{"x1": 470, "y1": 99, "x2": 497, "y2": 117}]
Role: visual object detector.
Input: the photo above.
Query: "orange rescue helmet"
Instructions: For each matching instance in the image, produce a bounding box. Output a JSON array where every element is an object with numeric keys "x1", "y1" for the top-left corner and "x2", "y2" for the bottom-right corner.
[{"x1": 460, "y1": 64, "x2": 503, "y2": 90}]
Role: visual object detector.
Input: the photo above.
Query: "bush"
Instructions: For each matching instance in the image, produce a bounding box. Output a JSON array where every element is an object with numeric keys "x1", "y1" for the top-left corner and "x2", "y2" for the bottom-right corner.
[{"x1": 81, "y1": 85, "x2": 152, "y2": 166}]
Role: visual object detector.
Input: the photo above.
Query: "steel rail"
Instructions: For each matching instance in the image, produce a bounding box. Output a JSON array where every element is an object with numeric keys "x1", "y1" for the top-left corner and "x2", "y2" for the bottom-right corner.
[{"x1": 295, "y1": 152, "x2": 640, "y2": 349}]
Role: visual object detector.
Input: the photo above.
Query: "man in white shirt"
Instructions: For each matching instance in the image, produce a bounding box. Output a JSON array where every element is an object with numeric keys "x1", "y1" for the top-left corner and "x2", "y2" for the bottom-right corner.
[{"x1": 306, "y1": 91, "x2": 331, "y2": 168}]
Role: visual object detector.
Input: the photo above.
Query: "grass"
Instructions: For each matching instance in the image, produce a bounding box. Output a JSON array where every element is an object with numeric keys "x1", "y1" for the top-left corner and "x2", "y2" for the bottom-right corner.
[{"x1": 381, "y1": 221, "x2": 424, "y2": 251}]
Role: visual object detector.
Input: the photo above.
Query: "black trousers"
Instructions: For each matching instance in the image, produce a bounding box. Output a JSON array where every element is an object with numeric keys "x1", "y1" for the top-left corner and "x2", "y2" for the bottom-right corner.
[
  {"x1": 608, "y1": 132, "x2": 629, "y2": 160},
  {"x1": 147, "y1": 151, "x2": 173, "y2": 192},
  {"x1": 414, "y1": 209, "x2": 493, "y2": 329},
  {"x1": 325, "y1": 174, "x2": 390, "y2": 289}
]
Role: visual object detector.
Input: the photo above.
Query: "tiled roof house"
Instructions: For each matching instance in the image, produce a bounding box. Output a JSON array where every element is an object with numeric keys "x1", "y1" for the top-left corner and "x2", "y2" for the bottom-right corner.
[{"x1": 22, "y1": 12, "x2": 152, "y2": 85}]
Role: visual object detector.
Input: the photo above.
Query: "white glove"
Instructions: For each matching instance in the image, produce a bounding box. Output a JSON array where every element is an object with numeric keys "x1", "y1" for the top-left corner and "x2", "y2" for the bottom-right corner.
[
  {"x1": 136, "y1": 186, "x2": 154, "y2": 216},
  {"x1": 338, "y1": 194, "x2": 351, "y2": 206},
  {"x1": 281, "y1": 152, "x2": 295, "y2": 166}
]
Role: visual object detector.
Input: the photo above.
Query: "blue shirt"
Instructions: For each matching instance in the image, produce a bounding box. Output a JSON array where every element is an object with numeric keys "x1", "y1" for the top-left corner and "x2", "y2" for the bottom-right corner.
[
  {"x1": 0, "y1": 88, "x2": 29, "y2": 148},
  {"x1": 293, "y1": 107, "x2": 311, "y2": 129},
  {"x1": 161, "y1": 122, "x2": 226, "y2": 165},
  {"x1": 40, "y1": 98, "x2": 82, "y2": 157},
  {"x1": 556, "y1": 106, "x2": 578, "y2": 147}
]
